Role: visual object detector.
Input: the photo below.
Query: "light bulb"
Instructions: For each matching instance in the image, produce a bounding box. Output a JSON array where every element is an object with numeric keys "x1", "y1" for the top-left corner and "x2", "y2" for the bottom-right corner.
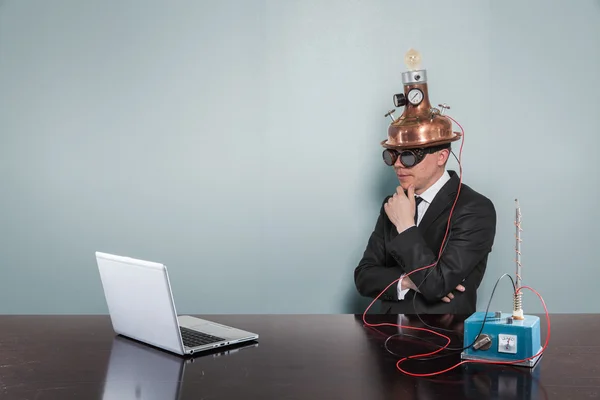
[{"x1": 404, "y1": 48, "x2": 422, "y2": 71}]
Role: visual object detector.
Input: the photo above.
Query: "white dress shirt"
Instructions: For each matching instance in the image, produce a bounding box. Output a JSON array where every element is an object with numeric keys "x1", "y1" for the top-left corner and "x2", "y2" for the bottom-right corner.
[{"x1": 397, "y1": 169, "x2": 451, "y2": 300}]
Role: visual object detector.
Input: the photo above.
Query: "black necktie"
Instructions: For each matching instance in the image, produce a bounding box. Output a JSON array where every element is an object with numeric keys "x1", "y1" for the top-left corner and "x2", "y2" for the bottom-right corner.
[{"x1": 414, "y1": 196, "x2": 423, "y2": 225}]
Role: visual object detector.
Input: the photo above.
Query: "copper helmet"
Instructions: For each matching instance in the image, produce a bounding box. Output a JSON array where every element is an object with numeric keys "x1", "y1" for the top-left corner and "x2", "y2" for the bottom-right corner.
[{"x1": 381, "y1": 49, "x2": 461, "y2": 150}]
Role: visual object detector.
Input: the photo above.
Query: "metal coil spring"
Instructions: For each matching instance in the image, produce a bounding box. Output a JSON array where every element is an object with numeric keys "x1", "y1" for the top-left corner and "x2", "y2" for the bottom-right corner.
[{"x1": 513, "y1": 291, "x2": 522, "y2": 311}]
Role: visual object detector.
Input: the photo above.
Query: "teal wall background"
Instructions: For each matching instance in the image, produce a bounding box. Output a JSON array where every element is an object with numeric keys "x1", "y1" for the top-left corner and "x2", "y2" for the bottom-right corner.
[{"x1": 1, "y1": 0, "x2": 598, "y2": 314}]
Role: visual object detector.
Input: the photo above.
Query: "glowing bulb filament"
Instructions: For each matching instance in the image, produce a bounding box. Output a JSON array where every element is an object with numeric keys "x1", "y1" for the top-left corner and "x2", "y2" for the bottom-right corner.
[{"x1": 404, "y1": 48, "x2": 422, "y2": 71}]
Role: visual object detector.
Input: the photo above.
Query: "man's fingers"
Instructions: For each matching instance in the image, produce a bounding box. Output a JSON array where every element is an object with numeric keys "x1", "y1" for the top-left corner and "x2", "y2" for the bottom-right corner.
[
  {"x1": 442, "y1": 291, "x2": 455, "y2": 303},
  {"x1": 441, "y1": 286, "x2": 465, "y2": 303},
  {"x1": 407, "y1": 184, "x2": 415, "y2": 199}
]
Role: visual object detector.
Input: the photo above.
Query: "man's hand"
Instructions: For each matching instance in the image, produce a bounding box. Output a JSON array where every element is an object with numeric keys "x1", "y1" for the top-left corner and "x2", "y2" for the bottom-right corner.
[
  {"x1": 384, "y1": 185, "x2": 416, "y2": 234},
  {"x1": 441, "y1": 284, "x2": 466, "y2": 303}
]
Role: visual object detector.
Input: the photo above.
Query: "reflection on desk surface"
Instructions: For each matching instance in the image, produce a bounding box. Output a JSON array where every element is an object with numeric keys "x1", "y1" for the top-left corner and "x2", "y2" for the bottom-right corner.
[{"x1": 101, "y1": 335, "x2": 258, "y2": 400}]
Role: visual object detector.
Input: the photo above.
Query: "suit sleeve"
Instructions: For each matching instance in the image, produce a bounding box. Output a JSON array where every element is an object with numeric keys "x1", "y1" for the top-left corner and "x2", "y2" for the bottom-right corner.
[
  {"x1": 388, "y1": 197, "x2": 496, "y2": 303},
  {"x1": 354, "y1": 198, "x2": 405, "y2": 301}
]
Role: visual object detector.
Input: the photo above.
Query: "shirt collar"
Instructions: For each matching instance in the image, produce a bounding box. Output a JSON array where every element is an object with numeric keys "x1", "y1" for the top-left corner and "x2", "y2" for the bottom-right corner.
[{"x1": 417, "y1": 169, "x2": 450, "y2": 204}]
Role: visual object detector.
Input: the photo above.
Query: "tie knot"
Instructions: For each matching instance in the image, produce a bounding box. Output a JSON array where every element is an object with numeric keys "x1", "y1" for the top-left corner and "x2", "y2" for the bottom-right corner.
[{"x1": 415, "y1": 196, "x2": 423, "y2": 206}]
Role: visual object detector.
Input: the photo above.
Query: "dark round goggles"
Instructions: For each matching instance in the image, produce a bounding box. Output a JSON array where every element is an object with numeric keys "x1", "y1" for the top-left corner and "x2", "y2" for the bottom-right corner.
[{"x1": 382, "y1": 144, "x2": 450, "y2": 167}]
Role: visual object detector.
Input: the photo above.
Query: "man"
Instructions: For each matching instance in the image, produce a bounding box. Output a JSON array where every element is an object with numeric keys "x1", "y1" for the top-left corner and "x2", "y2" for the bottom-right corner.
[{"x1": 354, "y1": 141, "x2": 496, "y2": 314}]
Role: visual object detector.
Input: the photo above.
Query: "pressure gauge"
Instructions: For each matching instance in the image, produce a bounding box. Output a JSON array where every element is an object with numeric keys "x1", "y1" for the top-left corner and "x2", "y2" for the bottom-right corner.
[
  {"x1": 407, "y1": 88, "x2": 423, "y2": 105},
  {"x1": 393, "y1": 93, "x2": 407, "y2": 107},
  {"x1": 498, "y1": 334, "x2": 517, "y2": 354}
]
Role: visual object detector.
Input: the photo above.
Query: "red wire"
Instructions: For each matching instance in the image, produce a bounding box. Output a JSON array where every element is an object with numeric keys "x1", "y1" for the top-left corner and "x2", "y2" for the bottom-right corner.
[{"x1": 361, "y1": 115, "x2": 550, "y2": 376}]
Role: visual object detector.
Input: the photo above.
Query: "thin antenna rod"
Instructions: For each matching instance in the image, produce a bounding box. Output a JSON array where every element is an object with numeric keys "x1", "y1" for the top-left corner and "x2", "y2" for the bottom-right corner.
[
  {"x1": 513, "y1": 198, "x2": 524, "y2": 319},
  {"x1": 515, "y1": 199, "x2": 522, "y2": 290}
]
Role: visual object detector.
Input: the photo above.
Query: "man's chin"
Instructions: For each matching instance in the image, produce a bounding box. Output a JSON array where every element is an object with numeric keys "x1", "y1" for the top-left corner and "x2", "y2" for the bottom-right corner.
[{"x1": 397, "y1": 178, "x2": 412, "y2": 189}]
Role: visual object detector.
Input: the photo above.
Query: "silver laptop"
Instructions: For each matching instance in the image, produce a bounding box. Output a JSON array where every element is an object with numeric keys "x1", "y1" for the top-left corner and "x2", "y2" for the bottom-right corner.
[{"x1": 95, "y1": 251, "x2": 259, "y2": 356}]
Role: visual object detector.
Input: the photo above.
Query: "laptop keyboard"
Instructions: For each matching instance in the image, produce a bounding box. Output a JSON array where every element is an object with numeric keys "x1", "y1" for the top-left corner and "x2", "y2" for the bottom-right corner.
[{"x1": 179, "y1": 326, "x2": 225, "y2": 348}]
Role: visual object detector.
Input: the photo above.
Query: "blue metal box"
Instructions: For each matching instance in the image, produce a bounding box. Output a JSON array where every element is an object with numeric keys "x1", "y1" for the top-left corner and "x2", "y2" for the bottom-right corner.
[{"x1": 461, "y1": 311, "x2": 543, "y2": 367}]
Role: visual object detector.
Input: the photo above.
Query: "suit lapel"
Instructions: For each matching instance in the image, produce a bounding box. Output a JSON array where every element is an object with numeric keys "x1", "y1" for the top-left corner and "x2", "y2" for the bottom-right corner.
[{"x1": 418, "y1": 171, "x2": 460, "y2": 235}]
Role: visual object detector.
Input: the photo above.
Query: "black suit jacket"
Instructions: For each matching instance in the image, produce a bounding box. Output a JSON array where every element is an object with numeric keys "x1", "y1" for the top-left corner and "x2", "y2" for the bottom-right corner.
[{"x1": 354, "y1": 170, "x2": 497, "y2": 314}]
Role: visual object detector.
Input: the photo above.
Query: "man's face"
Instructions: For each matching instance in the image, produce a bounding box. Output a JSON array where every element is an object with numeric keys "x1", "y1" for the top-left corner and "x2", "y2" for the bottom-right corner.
[{"x1": 394, "y1": 148, "x2": 448, "y2": 194}]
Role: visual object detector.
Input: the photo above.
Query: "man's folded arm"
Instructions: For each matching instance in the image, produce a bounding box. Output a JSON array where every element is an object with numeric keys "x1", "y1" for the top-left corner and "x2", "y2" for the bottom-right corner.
[
  {"x1": 388, "y1": 199, "x2": 496, "y2": 303},
  {"x1": 354, "y1": 199, "x2": 405, "y2": 300}
]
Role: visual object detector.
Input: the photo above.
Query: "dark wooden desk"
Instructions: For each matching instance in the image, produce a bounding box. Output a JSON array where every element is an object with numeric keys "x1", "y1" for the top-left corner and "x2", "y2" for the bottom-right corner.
[{"x1": 0, "y1": 314, "x2": 598, "y2": 399}]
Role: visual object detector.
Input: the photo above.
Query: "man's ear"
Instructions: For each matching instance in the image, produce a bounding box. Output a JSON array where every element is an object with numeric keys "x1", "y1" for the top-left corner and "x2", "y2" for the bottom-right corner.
[{"x1": 438, "y1": 149, "x2": 450, "y2": 166}]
